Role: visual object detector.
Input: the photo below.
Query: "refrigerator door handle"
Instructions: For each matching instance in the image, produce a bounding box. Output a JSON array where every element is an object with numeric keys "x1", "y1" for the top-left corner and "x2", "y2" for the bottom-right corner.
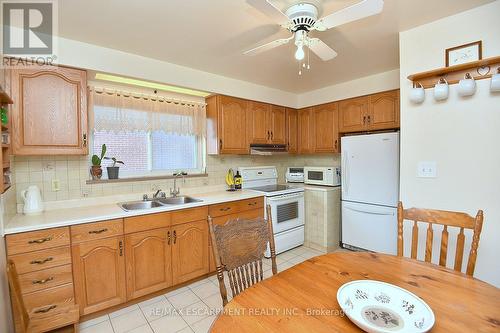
[
  {"x1": 342, "y1": 150, "x2": 350, "y2": 195},
  {"x1": 345, "y1": 206, "x2": 395, "y2": 216}
]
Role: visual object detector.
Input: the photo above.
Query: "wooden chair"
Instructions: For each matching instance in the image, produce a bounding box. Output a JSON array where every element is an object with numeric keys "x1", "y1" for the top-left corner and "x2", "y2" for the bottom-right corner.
[
  {"x1": 208, "y1": 205, "x2": 278, "y2": 306},
  {"x1": 7, "y1": 260, "x2": 80, "y2": 333},
  {"x1": 397, "y1": 201, "x2": 484, "y2": 276}
]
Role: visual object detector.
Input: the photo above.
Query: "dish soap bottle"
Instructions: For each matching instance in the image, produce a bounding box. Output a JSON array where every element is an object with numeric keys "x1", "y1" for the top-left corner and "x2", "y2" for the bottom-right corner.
[{"x1": 234, "y1": 171, "x2": 242, "y2": 190}]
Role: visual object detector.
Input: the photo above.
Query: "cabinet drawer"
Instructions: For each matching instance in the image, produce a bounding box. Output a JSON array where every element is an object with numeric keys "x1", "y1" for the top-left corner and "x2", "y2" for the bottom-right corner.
[
  {"x1": 209, "y1": 201, "x2": 239, "y2": 218},
  {"x1": 171, "y1": 206, "x2": 208, "y2": 226},
  {"x1": 237, "y1": 197, "x2": 264, "y2": 212},
  {"x1": 71, "y1": 219, "x2": 123, "y2": 243},
  {"x1": 124, "y1": 212, "x2": 171, "y2": 234},
  {"x1": 18, "y1": 264, "x2": 73, "y2": 294},
  {"x1": 9, "y1": 246, "x2": 72, "y2": 274},
  {"x1": 210, "y1": 208, "x2": 264, "y2": 226},
  {"x1": 6, "y1": 227, "x2": 70, "y2": 255},
  {"x1": 23, "y1": 283, "x2": 74, "y2": 314}
]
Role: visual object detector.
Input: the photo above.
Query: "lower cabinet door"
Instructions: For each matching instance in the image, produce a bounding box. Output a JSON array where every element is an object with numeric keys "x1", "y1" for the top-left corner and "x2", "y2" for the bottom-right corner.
[
  {"x1": 125, "y1": 228, "x2": 172, "y2": 300},
  {"x1": 172, "y1": 220, "x2": 209, "y2": 285},
  {"x1": 72, "y1": 236, "x2": 126, "y2": 315}
]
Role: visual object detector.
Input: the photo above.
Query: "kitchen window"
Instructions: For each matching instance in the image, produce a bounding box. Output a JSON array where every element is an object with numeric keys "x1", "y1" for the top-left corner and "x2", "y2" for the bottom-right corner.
[{"x1": 90, "y1": 88, "x2": 206, "y2": 178}]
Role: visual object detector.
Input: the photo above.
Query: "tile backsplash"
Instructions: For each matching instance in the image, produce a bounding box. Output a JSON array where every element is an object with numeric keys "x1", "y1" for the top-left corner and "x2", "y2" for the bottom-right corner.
[{"x1": 13, "y1": 154, "x2": 340, "y2": 210}]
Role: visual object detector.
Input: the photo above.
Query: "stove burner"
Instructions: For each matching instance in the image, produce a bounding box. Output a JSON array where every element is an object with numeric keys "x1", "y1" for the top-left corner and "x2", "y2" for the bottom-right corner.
[{"x1": 248, "y1": 185, "x2": 294, "y2": 193}]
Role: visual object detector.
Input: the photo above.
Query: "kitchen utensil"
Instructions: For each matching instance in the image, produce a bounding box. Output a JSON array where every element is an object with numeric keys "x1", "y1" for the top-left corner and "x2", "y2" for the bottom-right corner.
[
  {"x1": 433, "y1": 78, "x2": 449, "y2": 101},
  {"x1": 22, "y1": 185, "x2": 44, "y2": 215},
  {"x1": 337, "y1": 280, "x2": 435, "y2": 333},
  {"x1": 458, "y1": 73, "x2": 476, "y2": 97}
]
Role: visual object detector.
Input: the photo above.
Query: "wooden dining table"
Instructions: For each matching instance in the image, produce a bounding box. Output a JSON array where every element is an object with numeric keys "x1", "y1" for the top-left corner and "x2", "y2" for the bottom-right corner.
[{"x1": 210, "y1": 252, "x2": 500, "y2": 332}]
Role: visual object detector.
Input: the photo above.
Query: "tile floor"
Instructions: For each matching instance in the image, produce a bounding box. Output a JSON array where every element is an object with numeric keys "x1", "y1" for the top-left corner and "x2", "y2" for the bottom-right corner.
[{"x1": 79, "y1": 245, "x2": 328, "y2": 333}]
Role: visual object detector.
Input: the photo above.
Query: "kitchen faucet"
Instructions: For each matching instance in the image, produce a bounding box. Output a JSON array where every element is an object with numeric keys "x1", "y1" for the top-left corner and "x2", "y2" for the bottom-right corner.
[
  {"x1": 142, "y1": 189, "x2": 165, "y2": 201},
  {"x1": 170, "y1": 172, "x2": 187, "y2": 197}
]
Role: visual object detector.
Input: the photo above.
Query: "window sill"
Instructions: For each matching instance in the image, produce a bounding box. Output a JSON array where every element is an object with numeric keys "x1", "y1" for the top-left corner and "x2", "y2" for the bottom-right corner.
[{"x1": 86, "y1": 173, "x2": 208, "y2": 185}]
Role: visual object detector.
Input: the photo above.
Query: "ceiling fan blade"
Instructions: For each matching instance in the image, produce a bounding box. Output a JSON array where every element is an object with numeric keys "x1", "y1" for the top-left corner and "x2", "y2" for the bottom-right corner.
[
  {"x1": 243, "y1": 37, "x2": 292, "y2": 56},
  {"x1": 308, "y1": 38, "x2": 338, "y2": 61},
  {"x1": 314, "y1": 0, "x2": 384, "y2": 31},
  {"x1": 247, "y1": 0, "x2": 290, "y2": 25}
]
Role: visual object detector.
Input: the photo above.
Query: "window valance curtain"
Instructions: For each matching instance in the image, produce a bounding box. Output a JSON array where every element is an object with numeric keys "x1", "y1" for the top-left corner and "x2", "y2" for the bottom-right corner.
[{"x1": 89, "y1": 87, "x2": 206, "y2": 137}]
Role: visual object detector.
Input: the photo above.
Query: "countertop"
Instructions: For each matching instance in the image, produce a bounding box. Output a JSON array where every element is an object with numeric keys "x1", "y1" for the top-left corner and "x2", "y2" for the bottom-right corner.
[{"x1": 5, "y1": 189, "x2": 264, "y2": 235}]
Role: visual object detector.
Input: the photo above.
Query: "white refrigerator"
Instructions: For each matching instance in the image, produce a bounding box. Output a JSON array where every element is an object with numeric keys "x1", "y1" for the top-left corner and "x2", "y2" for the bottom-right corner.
[{"x1": 341, "y1": 132, "x2": 400, "y2": 255}]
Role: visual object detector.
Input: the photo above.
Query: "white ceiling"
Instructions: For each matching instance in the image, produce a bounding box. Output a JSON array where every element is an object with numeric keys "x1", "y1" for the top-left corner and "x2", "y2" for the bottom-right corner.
[{"x1": 58, "y1": 0, "x2": 494, "y2": 93}]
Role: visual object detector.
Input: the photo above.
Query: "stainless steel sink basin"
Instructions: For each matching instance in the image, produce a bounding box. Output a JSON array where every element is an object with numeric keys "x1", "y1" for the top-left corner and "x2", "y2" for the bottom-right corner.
[
  {"x1": 118, "y1": 196, "x2": 203, "y2": 211},
  {"x1": 157, "y1": 196, "x2": 203, "y2": 205},
  {"x1": 119, "y1": 200, "x2": 164, "y2": 211}
]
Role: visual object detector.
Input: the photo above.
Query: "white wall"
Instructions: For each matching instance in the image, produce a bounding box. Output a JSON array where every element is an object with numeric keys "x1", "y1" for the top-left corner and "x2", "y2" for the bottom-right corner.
[
  {"x1": 58, "y1": 38, "x2": 298, "y2": 108},
  {"x1": 399, "y1": 1, "x2": 500, "y2": 287},
  {"x1": 297, "y1": 69, "x2": 400, "y2": 108}
]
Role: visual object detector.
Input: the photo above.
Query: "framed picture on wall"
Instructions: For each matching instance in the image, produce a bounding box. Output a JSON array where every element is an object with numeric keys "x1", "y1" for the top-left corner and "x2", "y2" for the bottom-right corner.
[{"x1": 445, "y1": 41, "x2": 482, "y2": 67}]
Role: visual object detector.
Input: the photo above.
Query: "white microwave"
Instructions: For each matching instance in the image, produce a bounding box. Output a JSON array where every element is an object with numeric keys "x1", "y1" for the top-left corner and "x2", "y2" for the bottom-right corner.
[{"x1": 304, "y1": 166, "x2": 341, "y2": 186}]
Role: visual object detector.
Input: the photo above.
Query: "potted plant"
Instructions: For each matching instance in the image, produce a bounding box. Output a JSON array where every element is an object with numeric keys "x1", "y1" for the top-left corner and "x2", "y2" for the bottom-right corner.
[
  {"x1": 104, "y1": 157, "x2": 124, "y2": 179},
  {"x1": 90, "y1": 144, "x2": 106, "y2": 180}
]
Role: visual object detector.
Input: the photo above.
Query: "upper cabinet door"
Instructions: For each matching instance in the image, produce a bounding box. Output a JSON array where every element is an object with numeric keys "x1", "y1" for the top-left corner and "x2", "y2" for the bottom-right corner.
[
  {"x1": 338, "y1": 97, "x2": 369, "y2": 133},
  {"x1": 298, "y1": 108, "x2": 313, "y2": 154},
  {"x1": 312, "y1": 102, "x2": 339, "y2": 153},
  {"x1": 11, "y1": 65, "x2": 88, "y2": 155},
  {"x1": 218, "y1": 96, "x2": 248, "y2": 154},
  {"x1": 247, "y1": 101, "x2": 270, "y2": 144},
  {"x1": 269, "y1": 105, "x2": 286, "y2": 144},
  {"x1": 286, "y1": 108, "x2": 298, "y2": 154},
  {"x1": 368, "y1": 90, "x2": 400, "y2": 131}
]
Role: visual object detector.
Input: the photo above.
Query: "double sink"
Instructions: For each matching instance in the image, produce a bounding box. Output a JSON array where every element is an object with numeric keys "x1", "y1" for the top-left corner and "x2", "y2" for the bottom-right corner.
[{"x1": 119, "y1": 196, "x2": 203, "y2": 211}]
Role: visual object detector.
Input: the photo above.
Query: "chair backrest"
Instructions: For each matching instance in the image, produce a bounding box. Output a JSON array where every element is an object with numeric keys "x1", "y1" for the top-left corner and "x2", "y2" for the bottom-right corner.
[
  {"x1": 7, "y1": 260, "x2": 29, "y2": 333},
  {"x1": 397, "y1": 201, "x2": 484, "y2": 276},
  {"x1": 208, "y1": 205, "x2": 278, "y2": 306}
]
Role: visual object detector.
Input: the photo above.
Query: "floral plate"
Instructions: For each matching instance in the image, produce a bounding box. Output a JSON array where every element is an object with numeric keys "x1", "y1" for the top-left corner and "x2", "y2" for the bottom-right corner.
[{"x1": 337, "y1": 280, "x2": 435, "y2": 333}]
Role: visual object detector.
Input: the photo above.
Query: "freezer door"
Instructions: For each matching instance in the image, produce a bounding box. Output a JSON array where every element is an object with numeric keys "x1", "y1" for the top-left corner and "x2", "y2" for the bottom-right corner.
[
  {"x1": 341, "y1": 132, "x2": 399, "y2": 206},
  {"x1": 341, "y1": 201, "x2": 397, "y2": 255}
]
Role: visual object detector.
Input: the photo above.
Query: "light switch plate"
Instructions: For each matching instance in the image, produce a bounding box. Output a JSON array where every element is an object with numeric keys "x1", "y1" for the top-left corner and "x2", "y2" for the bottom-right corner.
[
  {"x1": 417, "y1": 161, "x2": 437, "y2": 178},
  {"x1": 51, "y1": 179, "x2": 60, "y2": 191}
]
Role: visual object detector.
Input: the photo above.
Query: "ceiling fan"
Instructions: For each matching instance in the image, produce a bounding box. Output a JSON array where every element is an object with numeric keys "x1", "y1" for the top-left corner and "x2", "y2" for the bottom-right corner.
[{"x1": 244, "y1": 0, "x2": 384, "y2": 64}]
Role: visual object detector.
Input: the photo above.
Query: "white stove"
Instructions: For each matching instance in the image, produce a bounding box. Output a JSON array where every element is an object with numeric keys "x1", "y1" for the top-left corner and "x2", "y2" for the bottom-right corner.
[{"x1": 238, "y1": 166, "x2": 305, "y2": 256}]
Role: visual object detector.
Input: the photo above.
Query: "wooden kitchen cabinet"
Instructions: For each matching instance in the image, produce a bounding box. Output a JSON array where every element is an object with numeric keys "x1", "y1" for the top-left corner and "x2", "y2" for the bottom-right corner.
[
  {"x1": 171, "y1": 220, "x2": 209, "y2": 285},
  {"x1": 10, "y1": 64, "x2": 88, "y2": 155},
  {"x1": 297, "y1": 108, "x2": 313, "y2": 154},
  {"x1": 338, "y1": 96, "x2": 369, "y2": 133},
  {"x1": 339, "y1": 90, "x2": 400, "y2": 133},
  {"x1": 368, "y1": 90, "x2": 400, "y2": 130},
  {"x1": 125, "y1": 228, "x2": 172, "y2": 300},
  {"x1": 72, "y1": 236, "x2": 126, "y2": 315},
  {"x1": 247, "y1": 102, "x2": 286, "y2": 145},
  {"x1": 312, "y1": 102, "x2": 339, "y2": 153},
  {"x1": 206, "y1": 95, "x2": 248, "y2": 154},
  {"x1": 286, "y1": 108, "x2": 298, "y2": 153}
]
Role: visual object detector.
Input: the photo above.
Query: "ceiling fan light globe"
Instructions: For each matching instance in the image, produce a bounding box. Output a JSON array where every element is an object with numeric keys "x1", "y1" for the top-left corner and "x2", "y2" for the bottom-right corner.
[{"x1": 295, "y1": 46, "x2": 305, "y2": 60}]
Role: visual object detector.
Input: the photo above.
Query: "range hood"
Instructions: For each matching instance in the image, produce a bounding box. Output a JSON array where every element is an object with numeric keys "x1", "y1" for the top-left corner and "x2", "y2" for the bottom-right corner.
[{"x1": 250, "y1": 144, "x2": 288, "y2": 156}]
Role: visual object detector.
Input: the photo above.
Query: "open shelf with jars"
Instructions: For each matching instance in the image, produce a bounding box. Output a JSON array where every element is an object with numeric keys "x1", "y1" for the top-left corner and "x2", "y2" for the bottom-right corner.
[{"x1": 0, "y1": 86, "x2": 13, "y2": 193}]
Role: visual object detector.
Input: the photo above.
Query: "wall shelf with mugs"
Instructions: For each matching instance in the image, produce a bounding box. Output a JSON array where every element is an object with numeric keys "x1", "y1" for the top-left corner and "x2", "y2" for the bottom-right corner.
[
  {"x1": 0, "y1": 86, "x2": 13, "y2": 193},
  {"x1": 407, "y1": 56, "x2": 500, "y2": 103}
]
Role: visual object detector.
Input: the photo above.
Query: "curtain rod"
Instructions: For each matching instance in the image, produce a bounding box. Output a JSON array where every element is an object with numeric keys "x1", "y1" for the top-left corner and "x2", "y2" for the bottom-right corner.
[{"x1": 89, "y1": 86, "x2": 207, "y2": 107}]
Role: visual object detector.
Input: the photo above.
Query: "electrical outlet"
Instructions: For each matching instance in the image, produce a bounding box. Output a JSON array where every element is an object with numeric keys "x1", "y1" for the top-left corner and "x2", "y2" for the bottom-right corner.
[
  {"x1": 51, "y1": 179, "x2": 60, "y2": 191},
  {"x1": 417, "y1": 161, "x2": 437, "y2": 178}
]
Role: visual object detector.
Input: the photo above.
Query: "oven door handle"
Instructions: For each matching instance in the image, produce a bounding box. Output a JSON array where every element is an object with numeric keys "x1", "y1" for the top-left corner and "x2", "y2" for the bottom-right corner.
[{"x1": 267, "y1": 193, "x2": 304, "y2": 201}]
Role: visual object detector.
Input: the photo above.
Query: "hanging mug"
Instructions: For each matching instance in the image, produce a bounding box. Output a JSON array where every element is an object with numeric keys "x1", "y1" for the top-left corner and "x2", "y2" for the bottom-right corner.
[
  {"x1": 491, "y1": 67, "x2": 500, "y2": 92},
  {"x1": 434, "y1": 78, "x2": 449, "y2": 101},
  {"x1": 409, "y1": 82, "x2": 425, "y2": 104},
  {"x1": 458, "y1": 73, "x2": 476, "y2": 97}
]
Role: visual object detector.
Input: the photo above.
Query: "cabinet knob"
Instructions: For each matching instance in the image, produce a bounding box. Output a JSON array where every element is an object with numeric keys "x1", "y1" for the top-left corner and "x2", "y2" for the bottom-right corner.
[
  {"x1": 367, "y1": 115, "x2": 371, "y2": 124},
  {"x1": 167, "y1": 231, "x2": 171, "y2": 245},
  {"x1": 173, "y1": 230, "x2": 177, "y2": 244},
  {"x1": 363, "y1": 115, "x2": 367, "y2": 125}
]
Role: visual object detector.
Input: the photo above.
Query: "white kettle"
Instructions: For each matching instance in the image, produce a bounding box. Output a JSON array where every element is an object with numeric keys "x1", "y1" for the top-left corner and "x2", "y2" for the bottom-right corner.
[{"x1": 22, "y1": 185, "x2": 44, "y2": 215}]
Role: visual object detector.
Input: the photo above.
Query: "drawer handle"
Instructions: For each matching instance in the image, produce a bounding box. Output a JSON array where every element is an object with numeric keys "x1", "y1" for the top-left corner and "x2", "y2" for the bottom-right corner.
[
  {"x1": 219, "y1": 207, "x2": 231, "y2": 212},
  {"x1": 28, "y1": 237, "x2": 52, "y2": 244},
  {"x1": 30, "y1": 257, "x2": 54, "y2": 265},
  {"x1": 32, "y1": 277, "x2": 54, "y2": 285},
  {"x1": 167, "y1": 231, "x2": 171, "y2": 245},
  {"x1": 173, "y1": 230, "x2": 177, "y2": 244},
  {"x1": 88, "y1": 228, "x2": 108, "y2": 234},
  {"x1": 248, "y1": 202, "x2": 257, "y2": 206},
  {"x1": 34, "y1": 305, "x2": 57, "y2": 314}
]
